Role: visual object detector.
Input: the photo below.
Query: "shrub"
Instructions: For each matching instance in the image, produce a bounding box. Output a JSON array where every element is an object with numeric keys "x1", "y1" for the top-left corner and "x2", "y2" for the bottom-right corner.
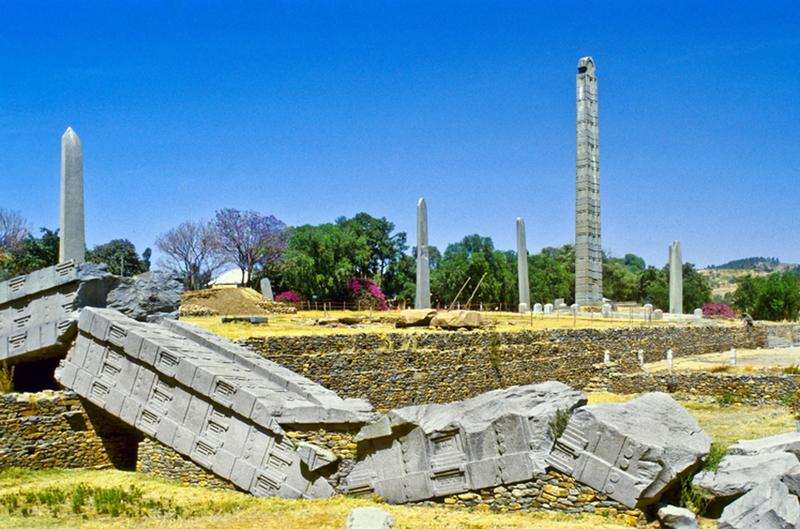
[
  {"x1": 704, "y1": 442, "x2": 728, "y2": 471},
  {"x1": 716, "y1": 391, "x2": 737, "y2": 407},
  {"x1": 0, "y1": 362, "x2": 14, "y2": 394},
  {"x1": 349, "y1": 277, "x2": 388, "y2": 311},
  {"x1": 783, "y1": 365, "x2": 800, "y2": 375},
  {"x1": 702, "y1": 303, "x2": 737, "y2": 319},
  {"x1": 275, "y1": 291, "x2": 302, "y2": 303},
  {"x1": 549, "y1": 408, "x2": 571, "y2": 440},
  {"x1": 680, "y1": 475, "x2": 712, "y2": 515}
]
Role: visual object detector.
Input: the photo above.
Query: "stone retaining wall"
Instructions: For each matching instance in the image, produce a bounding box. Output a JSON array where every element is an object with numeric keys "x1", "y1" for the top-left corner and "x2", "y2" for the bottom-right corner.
[
  {"x1": 430, "y1": 470, "x2": 642, "y2": 525},
  {"x1": 242, "y1": 325, "x2": 766, "y2": 409},
  {"x1": 0, "y1": 391, "x2": 131, "y2": 470},
  {"x1": 601, "y1": 371, "x2": 800, "y2": 409},
  {"x1": 136, "y1": 438, "x2": 234, "y2": 490}
]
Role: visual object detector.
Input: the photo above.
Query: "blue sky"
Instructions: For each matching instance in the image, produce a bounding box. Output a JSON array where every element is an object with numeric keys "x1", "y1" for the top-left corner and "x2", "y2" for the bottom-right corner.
[{"x1": 1, "y1": 1, "x2": 798, "y2": 268}]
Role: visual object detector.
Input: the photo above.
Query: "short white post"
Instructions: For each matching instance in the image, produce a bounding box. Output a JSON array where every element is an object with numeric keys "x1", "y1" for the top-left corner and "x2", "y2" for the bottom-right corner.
[
  {"x1": 667, "y1": 349, "x2": 674, "y2": 371},
  {"x1": 637, "y1": 349, "x2": 645, "y2": 367},
  {"x1": 603, "y1": 350, "x2": 610, "y2": 365},
  {"x1": 730, "y1": 348, "x2": 737, "y2": 367}
]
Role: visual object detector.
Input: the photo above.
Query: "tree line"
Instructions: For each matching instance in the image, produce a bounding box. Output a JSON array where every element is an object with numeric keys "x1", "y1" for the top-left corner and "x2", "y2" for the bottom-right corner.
[{"x1": 0, "y1": 205, "x2": 766, "y2": 316}]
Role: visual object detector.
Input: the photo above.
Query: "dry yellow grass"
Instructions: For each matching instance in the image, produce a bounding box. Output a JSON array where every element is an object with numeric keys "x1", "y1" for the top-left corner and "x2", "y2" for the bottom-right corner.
[
  {"x1": 0, "y1": 468, "x2": 632, "y2": 529},
  {"x1": 588, "y1": 392, "x2": 796, "y2": 447},
  {"x1": 183, "y1": 309, "x2": 679, "y2": 340},
  {"x1": 645, "y1": 346, "x2": 800, "y2": 374}
]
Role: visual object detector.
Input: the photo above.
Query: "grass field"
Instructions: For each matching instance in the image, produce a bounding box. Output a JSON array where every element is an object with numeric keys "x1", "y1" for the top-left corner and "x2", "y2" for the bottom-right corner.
[
  {"x1": 0, "y1": 468, "x2": 633, "y2": 529},
  {"x1": 182, "y1": 310, "x2": 684, "y2": 340}
]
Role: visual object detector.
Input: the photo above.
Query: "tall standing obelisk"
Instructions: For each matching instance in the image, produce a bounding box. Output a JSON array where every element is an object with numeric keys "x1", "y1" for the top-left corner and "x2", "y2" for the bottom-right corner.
[
  {"x1": 60, "y1": 127, "x2": 85, "y2": 263},
  {"x1": 415, "y1": 197, "x2": 431, "y2": 309},
  {"x1": 575, "y1": 57, "x2": 602, "y2": 305},
  {"x1": 516, "y1": 217, "x2": 530, "y2": 312},
  {"x1": 669, "y1": 241, "x2": 683, "y2": 314}
]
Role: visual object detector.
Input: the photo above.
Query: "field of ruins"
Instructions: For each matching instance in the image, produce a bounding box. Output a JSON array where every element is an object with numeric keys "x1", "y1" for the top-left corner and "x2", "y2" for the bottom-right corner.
[{"x1": 2, "y1": 4, "x2": 799, "y2": 529}]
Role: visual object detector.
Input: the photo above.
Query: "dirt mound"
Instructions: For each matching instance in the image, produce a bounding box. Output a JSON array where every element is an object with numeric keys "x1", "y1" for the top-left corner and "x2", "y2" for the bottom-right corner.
[{"x1": 180, "y1": 288, "x2": 296, "y2": 316}]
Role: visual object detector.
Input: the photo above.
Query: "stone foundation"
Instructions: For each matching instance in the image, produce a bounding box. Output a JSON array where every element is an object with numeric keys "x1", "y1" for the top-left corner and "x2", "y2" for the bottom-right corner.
[
  {"x1": 242, "y1": 325, "x2": 766, "y2": 409},
  {"x1": 0, "y1": 390, "x2": 132, "y2": 470},
  {"x1": 431, "y1": 470, "x2": 643, "y2": 525}
]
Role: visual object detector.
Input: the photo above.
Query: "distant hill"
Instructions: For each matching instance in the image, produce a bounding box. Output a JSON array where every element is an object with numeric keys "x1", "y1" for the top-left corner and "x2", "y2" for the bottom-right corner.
[
  {"x1": 701, "y1": 258, "x2": 800, "y2": 302},
  {"x1": 708, "y1": 257, "x2": 780, "y2": 270}
]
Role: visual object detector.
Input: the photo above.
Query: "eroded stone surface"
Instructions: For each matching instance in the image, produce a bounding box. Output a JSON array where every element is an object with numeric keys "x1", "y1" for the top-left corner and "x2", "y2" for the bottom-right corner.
[
  {"x1": 344, "y1": 381, "x2": 585, "y2": 503},
  {"x1": 430, "y1": 310, "x2": 482, "y2": 330},
  {"x1": 395, "y1": 309, "x2": 437, "y2": 328},
  {"x1": 717, "y1": 478, "x2": 800, "y2": 529},
  {"x1": 106, "y1": 271, "x2": 183, "y2": 322},
  {"x1": 728, "y1": 431, "x2": 800, "y2": 457},
  {"x1": 547, "y1": 392, "x2": 710, "y2": 508},
  {"x1": 692, "y1": 451, "x2": 800, "y2": 499},
  {"x1": 657, "y1": 504, "x2": 697, "y2": 529}
]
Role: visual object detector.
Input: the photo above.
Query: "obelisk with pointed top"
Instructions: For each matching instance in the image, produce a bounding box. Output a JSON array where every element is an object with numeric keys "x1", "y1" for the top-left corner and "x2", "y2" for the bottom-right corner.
[
  {"x1": 669, "y1": 240, "x2": 683, "y2": 314},
  {"x1": 575, "y1": 56, "x2": 602, "y2": 306},
  {"x1": 516, "y1": 217, "x2": 530, "y2": 313},
  {"x1": 415, "y1": 197, "x2": 431, "y2": 309},
  {"x1": 59, "y1": 127, "x2": 85, "y2": 264}
]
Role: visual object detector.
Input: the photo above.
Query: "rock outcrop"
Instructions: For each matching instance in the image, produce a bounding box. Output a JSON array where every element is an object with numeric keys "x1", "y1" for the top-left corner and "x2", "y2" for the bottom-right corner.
[
  {"x1": 692, "y1": 451, "x2": 800, "y2": 499},
  {"x1": 106, "y1": 270, "x2": 183, "y2": 321},
  {"x1": 430, "y1": 310, "x2": 482, "y2": 330},
  {"x1": 717, "y1": 478, "x2": 800, "y2": 529},
  {"x1": 394, "y1": 309, "x2": 437, "y2": 328}
]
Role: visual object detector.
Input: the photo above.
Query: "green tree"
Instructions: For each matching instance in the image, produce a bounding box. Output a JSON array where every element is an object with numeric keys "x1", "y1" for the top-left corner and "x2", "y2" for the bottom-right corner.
[
  {"x1": 87, "y1": 239, "x2": 149, "y2": 276},
  {"x1": 733, "y1": 272, "x2": 800, "y2": 321},
  {"x1": 281, "y1": 223, "x2": 356, "y2": 300},
  {"x1": 0, "y1": 228, "x2": 60, "y2": 279},
  {"x1": 431, "y1": 235, "x2": 514, "y2": 307},
  {"x1": 528, "y1": 246, "x2": 574, "y2": 305},
  {"x1": 603, "y1": 257, "x2": 640, "y2": 301},
  {"x1": 637, "y1": 263, "x2": 710, "y2": 312},
  {"x1": 682, "y1": 263, "x2": 712, "y2": 312},
  {"x1": 335, "y1": 213, "x2": 407, "y2": 283},
  {"x1": 280, "y1": 213, "x2": 409, "y2": 301}
]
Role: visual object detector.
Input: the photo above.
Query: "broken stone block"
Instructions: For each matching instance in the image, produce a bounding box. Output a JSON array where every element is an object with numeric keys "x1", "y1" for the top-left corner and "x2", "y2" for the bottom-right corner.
[
  {"x1": 546, "y1": 392, "x2": 711, "y2": 509},
  {"x1": 105, "y1": 271, "x2": 183, "y2": 321},
  {"x1": 692, "y1": 451, "x2": 800, "y2": 499},
  {"x1": 346, "y1": 507, "x2": 394, "y2": 529},
  {"x1": 344, "y1": 381, "x2": 585, "y2": 503},
  {"x1": 394, "y1": 309, "x2": 437, "y2": 328},
  {"x1": 56, "y1": 307, "x2": 375, "y2": 499},
  {"x1": 657, "y1": 505, "x2": 697, "y2": 529},
  {"x1": 430, "y1": 310, "x2": 482, "y2": 329},
  {"x1": 0, "y1": 261, "x2": 113, "y2": 363},
  {"x1": 728, "y1": 431, "x2": 800, "y2": 457},
  {"x1": 717, "y1": 479, "x2": 800, "y2": 529}
]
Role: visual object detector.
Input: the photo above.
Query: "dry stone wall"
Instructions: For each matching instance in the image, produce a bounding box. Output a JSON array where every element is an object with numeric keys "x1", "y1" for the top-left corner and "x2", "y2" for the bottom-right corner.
[
  {"x1": 0, "y1": 390, "x2": 131, "y2": 470},
  {"x1": 241, "y1": 326, "x2": 766, "y2": 409}
]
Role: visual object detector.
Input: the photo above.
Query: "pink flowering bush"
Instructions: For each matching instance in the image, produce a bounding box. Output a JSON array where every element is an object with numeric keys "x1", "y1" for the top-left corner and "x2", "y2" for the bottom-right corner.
[
  {"x1": 275, "y1": 290, "x2": 302, "y2": 303},
  {"x1": 703, "y1": 303, "x2": 737, "y2": 319},
  {"x1": 349, "y1": 277, "x2": 388, "y2": 311}
]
